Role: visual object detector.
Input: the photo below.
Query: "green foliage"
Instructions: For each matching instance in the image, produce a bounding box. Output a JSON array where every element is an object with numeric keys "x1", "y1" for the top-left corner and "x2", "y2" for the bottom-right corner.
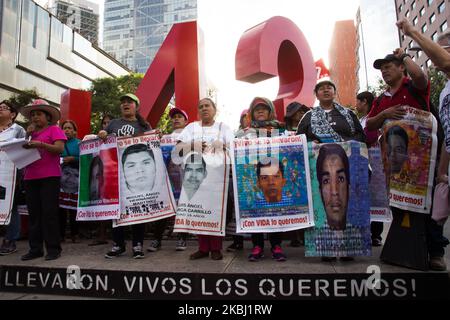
[
  {"x1": 7, "y1": 88, "x2": 42, "y2": 124},
  {"x1": 89, "y1": 73, "x2": 144, "y2": 133},
  {"x1": 88, "y1": 73, "x2": 174, "y2": 134},
  {"x1": 367, "y1": 77, "x2": 387, "y2": 97},
  {"x1": 156, "y1": 105, "x2": 172, "y2": 134},
  {"x1": 428, "y1": 67, "x2": 447, "y2": 108}
]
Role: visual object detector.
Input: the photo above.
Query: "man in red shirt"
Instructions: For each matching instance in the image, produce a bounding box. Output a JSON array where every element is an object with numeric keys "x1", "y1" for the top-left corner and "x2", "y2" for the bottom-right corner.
[
  {"x1": 366, "y1": 48, "x2": 429, "y2": 139},
  {"x1": 366, "y1": 49, "x2": 447, "y2": 271}
]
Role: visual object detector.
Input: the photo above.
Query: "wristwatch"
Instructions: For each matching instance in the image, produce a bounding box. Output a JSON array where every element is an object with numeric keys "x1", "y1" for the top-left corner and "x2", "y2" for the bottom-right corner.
[{"x1": 400, "y1": 53, "x2": 412, "y2": 61}]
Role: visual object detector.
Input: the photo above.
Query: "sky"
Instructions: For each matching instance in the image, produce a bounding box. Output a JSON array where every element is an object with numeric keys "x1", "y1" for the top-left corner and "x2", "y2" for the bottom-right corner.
[{"x1": 34, "y1": 0, "x2": 399, "y2": 129}]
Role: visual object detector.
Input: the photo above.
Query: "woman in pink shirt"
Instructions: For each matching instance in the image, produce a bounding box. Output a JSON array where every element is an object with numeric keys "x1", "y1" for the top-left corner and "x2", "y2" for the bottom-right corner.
[{"x1": 20, "y1": 99, "x2": 67, "y2": 261}]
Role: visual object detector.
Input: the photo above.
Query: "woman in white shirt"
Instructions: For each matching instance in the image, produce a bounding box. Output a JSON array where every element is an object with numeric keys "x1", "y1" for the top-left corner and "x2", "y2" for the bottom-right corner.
[{"x1": 175, "y1": 98, "x2": 233, "y2": 260}]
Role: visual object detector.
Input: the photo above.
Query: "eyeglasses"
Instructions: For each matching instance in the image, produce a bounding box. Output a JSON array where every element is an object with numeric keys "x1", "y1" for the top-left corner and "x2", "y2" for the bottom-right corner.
[{"x1": 0, "y1": 105, "x2": 11, "y2": 111}]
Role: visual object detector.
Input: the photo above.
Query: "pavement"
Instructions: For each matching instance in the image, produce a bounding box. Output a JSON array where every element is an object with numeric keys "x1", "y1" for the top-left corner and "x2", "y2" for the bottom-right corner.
[{"x1": 0, "y1": 221, "x2": 448, "y2": 300}]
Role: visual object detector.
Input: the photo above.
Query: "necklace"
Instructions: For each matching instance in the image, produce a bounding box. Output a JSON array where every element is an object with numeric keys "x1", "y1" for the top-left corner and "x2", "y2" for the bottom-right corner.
[{"x1": 0, "y1": 122, "x2": 12, "y2": 134}]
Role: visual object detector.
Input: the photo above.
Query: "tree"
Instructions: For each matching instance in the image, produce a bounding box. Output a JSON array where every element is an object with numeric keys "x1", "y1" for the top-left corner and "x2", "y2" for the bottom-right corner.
[
  {"x1": 7, "y1": 88, "x2": 42, "y2": 124},
  {"x1": 88, "y1": 73, "x2": 172, "y2": 133},
  {"x1": 428, "y1": 67, "x2": 447, "y2": 108}
]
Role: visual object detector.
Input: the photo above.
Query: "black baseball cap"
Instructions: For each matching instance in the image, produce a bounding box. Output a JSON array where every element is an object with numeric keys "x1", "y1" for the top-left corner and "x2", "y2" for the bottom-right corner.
[{"x1": 373, "y1": 54, "x2": 403, "y2": 69}]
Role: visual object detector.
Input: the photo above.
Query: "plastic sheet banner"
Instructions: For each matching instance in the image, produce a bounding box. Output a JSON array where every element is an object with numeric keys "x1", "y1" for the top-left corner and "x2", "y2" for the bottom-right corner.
[
  {"x1": 381, "y1": 106, "x2": 438, "y2": 214},
  {"x1": 368, "y1": 147, "x2": 391, "y2": 222},
  {"x1": 174, "y1": 151, "x2": 230, "y2": 236},
  {"x1": 305, "y1": 141, "x2": 371, "y2": 257},
  {"x1": 77, "y1": 137, "x2": 120, "y2": 221},
  {"x1": 114, "y1": 133, "x2": 176, "y2": 227},
  {"x1": 0, "y1": 152, "x2": 16, "y2": 225},
  {"x1": 232, "y1": 135, "x2": 314, "y2": 233}
]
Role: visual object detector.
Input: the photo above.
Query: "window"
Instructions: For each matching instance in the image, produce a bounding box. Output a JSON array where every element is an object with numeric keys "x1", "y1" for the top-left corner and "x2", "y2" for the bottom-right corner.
[
  {"x1": 411, "y1": 0, "x2": 416, "y2": 10},
  {"x1": 413, "y1": 16, "x2": 418, "y2": 26},
  {"x1": 441, "y1": 20, "x2": 448, "y2": 32},
  {"x1": 438, "y1": 1, "x2": 446, "y2": 14},
  {"x1": 406, "y1": 10, "x2": 410, "y2": 18},
  {"x1": 432, "y1": 31, "x2": 438, "y2": 41},
  {"x1": 426, "y1": 59, "x2": 432, "y2": 68},
  {"x1": 430, "y1": 13, "x2": 436, "y2": 24},
  {"x1": 408, "y1": 40, "x2": 413, "y2": 48},
  {"x1": 420, "y1": 6, "x2": 425, "y2": 16},
  {"x1": 422, "y1": 23, "x2": 427, "y2": 33},
  {"x1": 399, "y1": 3, "x2": 403, "y2": 12},
  {"x1": 428, "y1": 0, "x2": 434, "y2": 5}
]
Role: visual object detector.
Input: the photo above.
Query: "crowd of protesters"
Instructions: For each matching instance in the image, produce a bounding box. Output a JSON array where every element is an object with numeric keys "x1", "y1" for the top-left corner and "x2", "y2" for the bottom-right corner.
[{"x1": 0, "y1": 19, "x2": 449, "y2": 271}]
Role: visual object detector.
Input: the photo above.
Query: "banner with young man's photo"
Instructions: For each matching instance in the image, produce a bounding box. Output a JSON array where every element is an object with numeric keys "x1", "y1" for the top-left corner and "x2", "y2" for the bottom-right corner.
[
  {"x1": 381, "y1": 106, "x2": 438, "y2": 214},
  {"x1": 368, "y1": 147, "x2": 392, "y2": 222},
  {"x1": 77, "y1": 137, "x2": 120, "y2": 221},
  {"x1": 59, "y1": 163, "x2": 79, "y2": 210},
  {"x1": 232, "y1": 135, "x2": 314, "y2": 233},
  {"x1": 305, "y1": 141, "x2": 371, "y2": 257},
  {"x1": 114, "y1": 133, "x2": 176, "y2": 228},
  {"x1": 174, "y1": 151, "x2": 230, "y2": 236},
  {"x1": 0, "y1": 151, "x2": 16, "y2": 225}
]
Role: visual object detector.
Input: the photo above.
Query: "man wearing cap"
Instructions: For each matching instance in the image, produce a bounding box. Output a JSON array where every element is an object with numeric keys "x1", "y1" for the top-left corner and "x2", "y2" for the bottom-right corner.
[
  {"x1": 365, "y1": 48, "x2": 429, "y2": 138},
  {"x1": 148, "y1": 107, "x2": 189, "y2": 253},
  {"x1": 98, "y1": 93, "x2": 151, "y2": 139},
  {"x1": 396, "y1": 19, "x2": 450, "y2": 271}
]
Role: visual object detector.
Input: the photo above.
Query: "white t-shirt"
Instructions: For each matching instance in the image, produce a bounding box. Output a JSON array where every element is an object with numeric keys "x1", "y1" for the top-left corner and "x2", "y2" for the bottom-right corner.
[
  {"x1": 177, "y1": 121, "x2": 234, "y2": 145},
  {"x1": 0, "y1": 123, "x2": 26, "y2": 142}
]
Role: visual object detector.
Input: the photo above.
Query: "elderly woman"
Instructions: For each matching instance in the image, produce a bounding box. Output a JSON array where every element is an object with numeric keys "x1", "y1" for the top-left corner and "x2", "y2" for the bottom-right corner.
[
  {"x1": 297, "y1": 80, "x2": 366, "y2": 262},
  {"x1": 297, "y1": 80, "x2": 365, "y2": 143},
  {"x1": 175, "y1": 98, "x2": 234, "y2": 261}
]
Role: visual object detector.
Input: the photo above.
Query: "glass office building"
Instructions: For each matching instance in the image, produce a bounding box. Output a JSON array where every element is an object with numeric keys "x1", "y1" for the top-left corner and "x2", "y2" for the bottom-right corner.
[
  {"x1": 0, "y1": 0, "x2": 130, "y2": 104},
  {"x1": 104, "y1": 0, "x2": 197, "y2": 73}
]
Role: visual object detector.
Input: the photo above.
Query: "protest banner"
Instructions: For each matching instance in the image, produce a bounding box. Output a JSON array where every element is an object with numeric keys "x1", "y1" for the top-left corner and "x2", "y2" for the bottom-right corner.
[
  {"x1": 232, "y1": 135, "x2": 314, "y2": 233},
  {"x1": 114, "y1": 133, "x2": 176, "y2": 227},
  {"x1": 77, "y1": 136, "x2": 120, "y2": 221},
  {"x1": 381, "y1": 106, "x2": 438, "y2": 214},
  {"x1": 368, "y1": 147, "x2": 391, "y2": 222},
  {"x1": 160, "y1": 133, "x2": 183, "y2": 202},
  {"x1": 305, "y1": 141, "x2": 371, "y2": 257},
  {"x1": 174, "y1": 151, "x2": 230, "y2": 236},
  {"x1": 0, "y1": 152, "x2": 16, "y2": 225},
  {"x1": 59, "y1": 164, "x2": 79, "y2": 210}
]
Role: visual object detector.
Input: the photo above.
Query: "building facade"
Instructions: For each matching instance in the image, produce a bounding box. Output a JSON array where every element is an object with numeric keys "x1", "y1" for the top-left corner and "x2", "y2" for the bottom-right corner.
[
  {"x1": 395, "y1": 0, "x2": 450, "y2": 68},
  {"x1": 0, "y1": 0, "x2": 130, "y2": 105},
  {"x1": 329, "y1": 20, "x2": 358, "y2": 107},
  {"x1": 355, "y1": 0, "x2": 399, "y2": 93},
  {"x1": 103, "y1": 0, "x2": 197, "y2": 73},
  {"x1": 51, "y1": 0, "x2": 99, "y2": 45}
]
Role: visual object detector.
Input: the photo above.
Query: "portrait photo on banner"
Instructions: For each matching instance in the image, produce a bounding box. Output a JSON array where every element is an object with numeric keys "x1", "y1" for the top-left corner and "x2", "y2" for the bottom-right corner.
[
  {"x1": 305, "y1": 141, "x2": 371, "y2": 257},
  {"x1": 174, "y1": 151, "x2": 230, "y2": 237},
  {"x1": 77, "y1": 137, "x2": 120, "y2": 221},
  {"x1": 232, "y1": 135, "x2": 314, "y2": 233},
  {"x1": 381, "y1": 106, "x2": 437, "y2": 213},
  {"x1": 114, "y1": 133, "x2": 176, "y2": 228}
]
